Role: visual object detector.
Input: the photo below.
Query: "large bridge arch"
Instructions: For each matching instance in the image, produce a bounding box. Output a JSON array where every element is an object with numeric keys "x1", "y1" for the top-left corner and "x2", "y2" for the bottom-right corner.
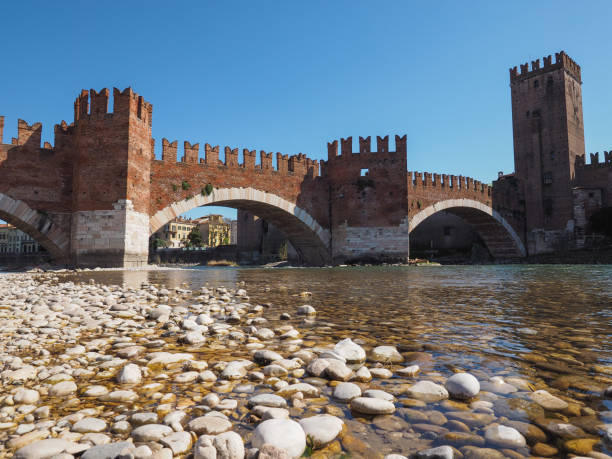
[
  {"x1": 150, "y1": 187, "x2": 331, "y2": 265},
  {"x1": 0, "y1": 193, "x2": 70, "y2": 262},
  {"x1": 409, "y1": 198, "x2": 526, "y2": 258}
]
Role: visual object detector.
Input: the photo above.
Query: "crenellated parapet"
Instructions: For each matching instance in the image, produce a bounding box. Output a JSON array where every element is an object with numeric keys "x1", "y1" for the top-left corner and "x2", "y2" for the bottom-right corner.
[
  {"x1": 575, "y1": 150, "x2": 612, "y2": 168},
  {"x1": 74, "y1": 87, "x2": 152, "y2": 126},
  {"x1": 326, "y1": 134, "x2": 407, "y2": 160},
  {"x1": 510, "y1": 50, "x2": 581, "y2": 83},
  {"x1": 156, "y1": 137, "x2": 320, "y2": 178},
  {"x1": 408, "y1": 171, "x2": 491, "y2": 196}
]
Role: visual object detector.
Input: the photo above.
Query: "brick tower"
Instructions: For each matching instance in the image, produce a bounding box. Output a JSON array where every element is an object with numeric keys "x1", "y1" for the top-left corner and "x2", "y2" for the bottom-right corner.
[
  {"x1": 509, "y1": 51, "x2": 585, "y2": 252},
  {"x1": 70, "y1": 88, "x2": 153, "y2": 267}
]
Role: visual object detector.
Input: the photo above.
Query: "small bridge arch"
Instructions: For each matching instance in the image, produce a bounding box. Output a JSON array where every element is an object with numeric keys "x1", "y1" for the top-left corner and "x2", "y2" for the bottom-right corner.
[
  {"x1": 150, "y1": 187, "x2": 331, "y2": 265},
  {"x1": 0, "y1": 193, "x2": 70, "y2": 262},
  {"x1": 409, "y1": 198, "x2": 526, "y2": 258}
]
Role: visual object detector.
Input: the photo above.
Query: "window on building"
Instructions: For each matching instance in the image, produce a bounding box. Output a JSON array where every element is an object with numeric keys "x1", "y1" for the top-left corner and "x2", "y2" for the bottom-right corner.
[
  {"x1": 360, "y1": 168, "x2": 369, "y2": 177},
  {"x1": 550, "y1": 151, "x2": 555, "y2": 161},
  {"x1": 534, "y1": 80, "x2": 539, "y2": 88},
  {"x1": 543, "y1": 172, "x2": 553, "y2": 185},
  {"x1": 532, "y1": 109, "x2": 541, "y2": 118},
  {"x1": 544, "y1": 199, "x2": 553, "y2": 216}
]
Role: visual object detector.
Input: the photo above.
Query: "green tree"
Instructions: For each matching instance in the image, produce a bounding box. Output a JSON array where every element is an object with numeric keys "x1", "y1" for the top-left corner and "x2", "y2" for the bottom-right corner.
[
  {"x1": 187, "y1": 227, "x2": 203, "y2": 248},
  {"x1": 152, "y1": 238, "x2": 167, "y2": 250}
]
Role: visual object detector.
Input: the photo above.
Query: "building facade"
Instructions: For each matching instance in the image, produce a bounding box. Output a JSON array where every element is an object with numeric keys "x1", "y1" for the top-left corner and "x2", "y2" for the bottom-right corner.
[
  {"x1": 0, "y1": 223, "x2": 41, "y2": 254},
  {"x1": 195, "y1": 214, "x2": 231, "y2": 247},
  {"x1": 151, "y1": 218, "x2": 196, "y2": 248}
]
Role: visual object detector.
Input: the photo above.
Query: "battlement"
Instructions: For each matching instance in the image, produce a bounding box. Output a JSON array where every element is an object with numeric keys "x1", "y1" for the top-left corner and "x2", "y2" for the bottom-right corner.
[
  {"x1": 575, "y1": 151, "x2": 612, "y2": 168},
  {"x1": 408, "y1": 171, "x2": 491, "y2": 196},
  {"x1": 509, "y1": 51, "x2": 581, "y2": 83},
  {"x1": 326, "y1": 134, "x2": 407, "y2": 160},
  {"x1": 73, "y1": 87, "x2": 152, "y2": 126},
  {"x1": 157, "y1": 138, "x2": 319, "y2": 177}
]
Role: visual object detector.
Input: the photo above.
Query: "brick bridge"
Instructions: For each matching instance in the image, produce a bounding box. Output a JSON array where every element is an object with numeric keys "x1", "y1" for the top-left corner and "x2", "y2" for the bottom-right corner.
[{"x1": 0, "y1": 88, "x2": 525, "y2": 266}]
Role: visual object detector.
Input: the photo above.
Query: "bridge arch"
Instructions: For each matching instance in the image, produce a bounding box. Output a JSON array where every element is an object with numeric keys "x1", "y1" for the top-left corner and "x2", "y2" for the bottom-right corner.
[
  {"x1": 0, "y1": 193, "x2": 70, "y2": 262},
  {"x1": 150, "y1": 187, "x2": 331, "y2": 265},
  {"x1": 409, "y1": 198, "x2": 526, "y2": 258}
]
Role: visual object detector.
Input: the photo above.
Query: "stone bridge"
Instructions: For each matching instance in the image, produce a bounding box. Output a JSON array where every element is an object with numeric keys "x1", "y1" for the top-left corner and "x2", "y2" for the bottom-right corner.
[{"x1": 0, "y1": 88, "x2": 525, "y2": 267}]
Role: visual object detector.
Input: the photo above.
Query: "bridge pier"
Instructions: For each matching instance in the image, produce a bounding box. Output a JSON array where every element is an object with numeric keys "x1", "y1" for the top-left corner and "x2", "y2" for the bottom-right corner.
[{"x1": 70, "y1": 199, "x2": 150, "y2": 268}]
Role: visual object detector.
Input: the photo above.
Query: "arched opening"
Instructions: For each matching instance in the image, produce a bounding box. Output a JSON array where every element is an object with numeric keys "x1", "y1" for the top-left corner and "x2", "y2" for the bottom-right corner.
[
  {"x1": 0, "y1": 193, "x2": 70, "y2": 265},
  {"x1": 409, "y1": 199, "x2": 526, "y2": 260},
  {"x1": 150, "y1": 188, "x2": 331, "y2": 266}
]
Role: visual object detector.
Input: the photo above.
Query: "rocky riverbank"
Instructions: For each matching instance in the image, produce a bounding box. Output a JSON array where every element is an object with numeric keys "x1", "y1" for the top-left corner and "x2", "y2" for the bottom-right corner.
[{"x1": 0, "y1": 271, "x2": 611, "y2": 458}]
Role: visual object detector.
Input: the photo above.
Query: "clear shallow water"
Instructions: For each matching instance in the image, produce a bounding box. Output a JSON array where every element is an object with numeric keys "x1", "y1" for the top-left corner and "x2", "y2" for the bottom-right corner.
[{"x1": 63, "y1": 265, "x2": 612, "y2": 457}]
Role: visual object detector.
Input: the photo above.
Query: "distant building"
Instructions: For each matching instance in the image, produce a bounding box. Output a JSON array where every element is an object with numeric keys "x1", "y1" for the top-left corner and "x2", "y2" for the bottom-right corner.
[
  {"x1": 0, "y1": 223, "x2": 40, "y2": 254},
  {"x1": 195, "y1": 214, "x2": 231, "y2": 247},
  {"x1": 152, "y1": 217, "x2": 197, "y2": 248},
  {"x1": 230, "y1": 219, "x2": 238, "y2": 244}
]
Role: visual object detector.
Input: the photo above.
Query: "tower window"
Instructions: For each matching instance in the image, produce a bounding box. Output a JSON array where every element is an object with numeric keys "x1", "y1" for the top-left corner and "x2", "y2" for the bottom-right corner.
[
  {"x1": 550, "y1": 151, "x2": 555, "y2": 160},
  {"x1": 534, "y1": 80, "x2": 539, "y2": 88},
  {"x1": 360, "y1": 168, "x2": 369, "y2": 177},
  {"x1": 543, "y1": 172, "x2": 553, "y2": 185}
]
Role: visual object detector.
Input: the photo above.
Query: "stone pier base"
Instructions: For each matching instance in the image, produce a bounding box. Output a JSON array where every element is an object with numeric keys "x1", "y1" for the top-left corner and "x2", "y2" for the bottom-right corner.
[{"x1": 70, "y1": 200, "x2": 149, "y2": 268}]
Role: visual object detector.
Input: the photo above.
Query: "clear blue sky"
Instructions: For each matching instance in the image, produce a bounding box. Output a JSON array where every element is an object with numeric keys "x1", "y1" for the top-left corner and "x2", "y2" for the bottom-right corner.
[{"x1": 2, "y1": 1, "x2": 612, "y2": 221}]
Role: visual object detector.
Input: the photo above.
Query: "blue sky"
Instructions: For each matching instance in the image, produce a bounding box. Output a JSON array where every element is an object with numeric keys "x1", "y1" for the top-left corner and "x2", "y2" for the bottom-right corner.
[{"x1": 2, "y1": 1, "x2": 612, "y2": 221}]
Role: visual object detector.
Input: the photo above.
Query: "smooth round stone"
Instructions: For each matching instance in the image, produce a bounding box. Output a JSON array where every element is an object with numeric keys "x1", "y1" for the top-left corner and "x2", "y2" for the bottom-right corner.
[
  {"x1": 72, "y1": 417, "x2": 107, "y2": 433},
  {"x1": 333, "y1": 338, "x2": 366, "y2": 363},
  {"x1": 187, "y1": 416, "x2": 232, "y2": 435},
  {"x1": 160, "y1": 431, "x2": 193, "y2": 455},
  {"x1": 363, "y1": 389, "x2": 395, "y2": 401},
  {"x1": 370, "y1": 346, "x2": 403, "y2": 363},
  {"x1": 277, "y1": 383, "x2": 320, "y2": 398},
  {"x1": 116, "y1": 363, "x2": 142, "y2": 384},
  {"x1": 306, "y1": 358, "x2": 330, "y2": 377},
  {"x1": 252, "y1": 405, "x2": 290, "y2": 420},
  {"x1": 103, "y1": 390, "x2": 138, "y2": 402},
  {"x1": 81, "y1": 441, "x2": 133, "y2": 459},
  {"x1": 252, "y1": 419, "x2": 306, "y2": 459},
  {"x1": 254, "y1": 349, "x2": 283, "y2": 364},
  {"x1": 414, "y1": 445, "x2": 453, "y2": 459},
  {"x1": 484, "y1": 424, "x2": 526, "y2": 448},
  {"x1": 202, "y1": 393, "x2": 220, "y2": 408},
  {"x1": 111, "y1": 421, "x2": 132, "y2": 434},
  {"x1": 14, "y1": 389, "x2": 40, "y2": 404},
  {"x1": 14, "y1": 439, "x2": 83, "y2": 459},
  {"x1": 530, "y1": 390, "x2": 569, "y2": 411},
  {"x1": 83, "y1": 386, "x2": 109, "y2": 397},
  {"x1": 397, "y1": 365, "x2": 420, "y2": 377},
  {"x1": 174, "y1": 371, "x2": 199, "y2": 383},
  {"x1": 263, "y1": 364, "x2": 289, "y2": 377},
  {"x1": 248, "y1": 394, "x2": 287, "y2": 408},
  {"x1": 49, "y1": 381, "x2": 77, "y2": 396},
  {"x1": 324, "y1": 359, "x2": 353, "y2": 381},
  {"x1": 299, "y1": 415, "x2": 344, "y2": 447},
  {"x1": 370, "y1": 368, "x2": 393, "y2": 379},
  {"x1": 406, "y1": 381, "x2": 449, "y2": 402},
  {"x1": 333, "y1": 382, "x2": 362, "y2": 401},
  {"x1": 350, "y1": 397, "x2": 396, "y2": 415},
  {"x1": 131, "y1": 424, "x2": 173, "y2": 442},
  {"x1": 131, "y1": 412, "x2": 158, "y2": 426},
  {"x1": 445, "y1": 372, "x2": 480, "y2": 399},
  {"x1": 354, "y1": 366, "x2": 372, "y2": 382},
  {"x1": 213, "y1": 431, "x2": 245, "y2": 459},
  {"x1": 297, "y1": 305, "x2": 316, "y2": 315}
]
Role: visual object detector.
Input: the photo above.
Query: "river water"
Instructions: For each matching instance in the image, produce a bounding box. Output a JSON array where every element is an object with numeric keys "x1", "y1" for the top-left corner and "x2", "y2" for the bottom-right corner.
[{"x1": 62, "y1": 264, "x2": 612, "y2": 458}]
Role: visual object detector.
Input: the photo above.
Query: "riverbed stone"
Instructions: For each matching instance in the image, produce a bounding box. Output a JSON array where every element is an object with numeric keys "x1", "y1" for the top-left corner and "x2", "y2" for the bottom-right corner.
[
  {"x1": 81, "y1": 441, "x2": 134, "y2": 459},
  {"x1": 414, "y1": 445, "x2": 454, "y2": 459},
  {"x1": 350, "y1": 397, "x2": 396, "y2": 415},
  {"x1": 248, "y1": 394, "x2": 287, "y2": 408},
  {"x1": 299, "y1": 415, "x2": 344, "y2": 447},
  {"x1": 370, "y1": 346, "x2": 403, "y2": 363},
  {"x1": 131, "y1": 424, "x2": 173, "y2": 442},
  {"x1": 251, "y1": 419, "x2": 306, "y2": 458},
  {"x1": 333, "y1": 338, "x2": 366, "y2": 363},
  {"x1": 530, "y1": 390, "x2": 569, "y2": 411},
  {"x1": 484, "y1": 424, "x2": 526, "y2": 448},
  {"x1": 406, "y1": 381, "x2": 449, "y2": 402},
  {"x1": 188, "y1": 416, "x2": 232, "y2": 435},
  {"x1": 13, "y1": 439, "x2": 85, "y2": 459},
  {"x1": 49, "y1": 381, "x2": 77, "y2": 396},
  {"x1": 445, "y1": 373, "x2": 480, "y2": 399},
  {"x1": 333, "y1": 382, "x2": 361, "y2": 401},
  {"x1": 72, "y1": 417, "x2": 107, "y2": 433}
]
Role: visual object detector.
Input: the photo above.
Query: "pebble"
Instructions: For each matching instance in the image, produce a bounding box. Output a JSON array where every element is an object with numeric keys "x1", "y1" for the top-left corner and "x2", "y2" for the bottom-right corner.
[
  {"x1": 72, "y1": 417, "x2": 107, "y2": 433},
  {"x1": 188, "y1": 416, "x2": 232, "y2": 435},
  {"x1": 484, "y1": 424, "x2": 526, "y2": 448},
  {"x1": 131, "y1": 424, "x2": 173, "y2": 442},
  {"x1": 333, "y1": 382, "x2": 362, "y2": 401},
  {"x1": 530, "y1": 389, "x2": 569, "y2": 411},
  {"x1": 333, "y1": 338, "x2": 366, "y2": 363},
  {"x1": 406, "y1": 380, "x2": 449, "y2": 402},
  {"x1": 298, "y1": 414, "x2": 344, "y2": 447},
  {"x1": 414, "y1": 445, "x2": 454, "y2": 459},
  {"x1": 251, "y1": 419, "x2": 306, "y2": 458},
  {"x1": 370, "y1": 345, "x2": 403, "y2": 363},
  {"x1": 445, "y1": 372, "x2": 480, "y2": 399},
  {"x1": 350, "y1": 397, "x2": 396, "y2": 415}
]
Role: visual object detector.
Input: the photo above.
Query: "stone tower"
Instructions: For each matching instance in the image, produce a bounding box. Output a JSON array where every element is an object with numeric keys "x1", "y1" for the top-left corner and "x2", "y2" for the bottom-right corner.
[
  {"x1": 70, "y1": 88, "x2": 153, "y2": 267},
  {"x1": 509, "y1": 51, "x2": 585, "y2": 252}
]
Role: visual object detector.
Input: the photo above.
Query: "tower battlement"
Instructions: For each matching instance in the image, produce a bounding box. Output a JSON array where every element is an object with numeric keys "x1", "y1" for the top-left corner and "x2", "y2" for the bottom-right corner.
[
  {"x1": 575, "y1": 150, "x2": 612, "y2": 168},
  {"x1": 326, "y1": 134, "x2": 407, "y2": 160},
  {"x1": 408, "y1": 171, "x2": 491, "y2": 196},
  {"x1": 509, "y1": 51, "x2": 581, "y2": 83},
  {"x1": 73, "y1": 87, "x2": 153, "y2": 126}
]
